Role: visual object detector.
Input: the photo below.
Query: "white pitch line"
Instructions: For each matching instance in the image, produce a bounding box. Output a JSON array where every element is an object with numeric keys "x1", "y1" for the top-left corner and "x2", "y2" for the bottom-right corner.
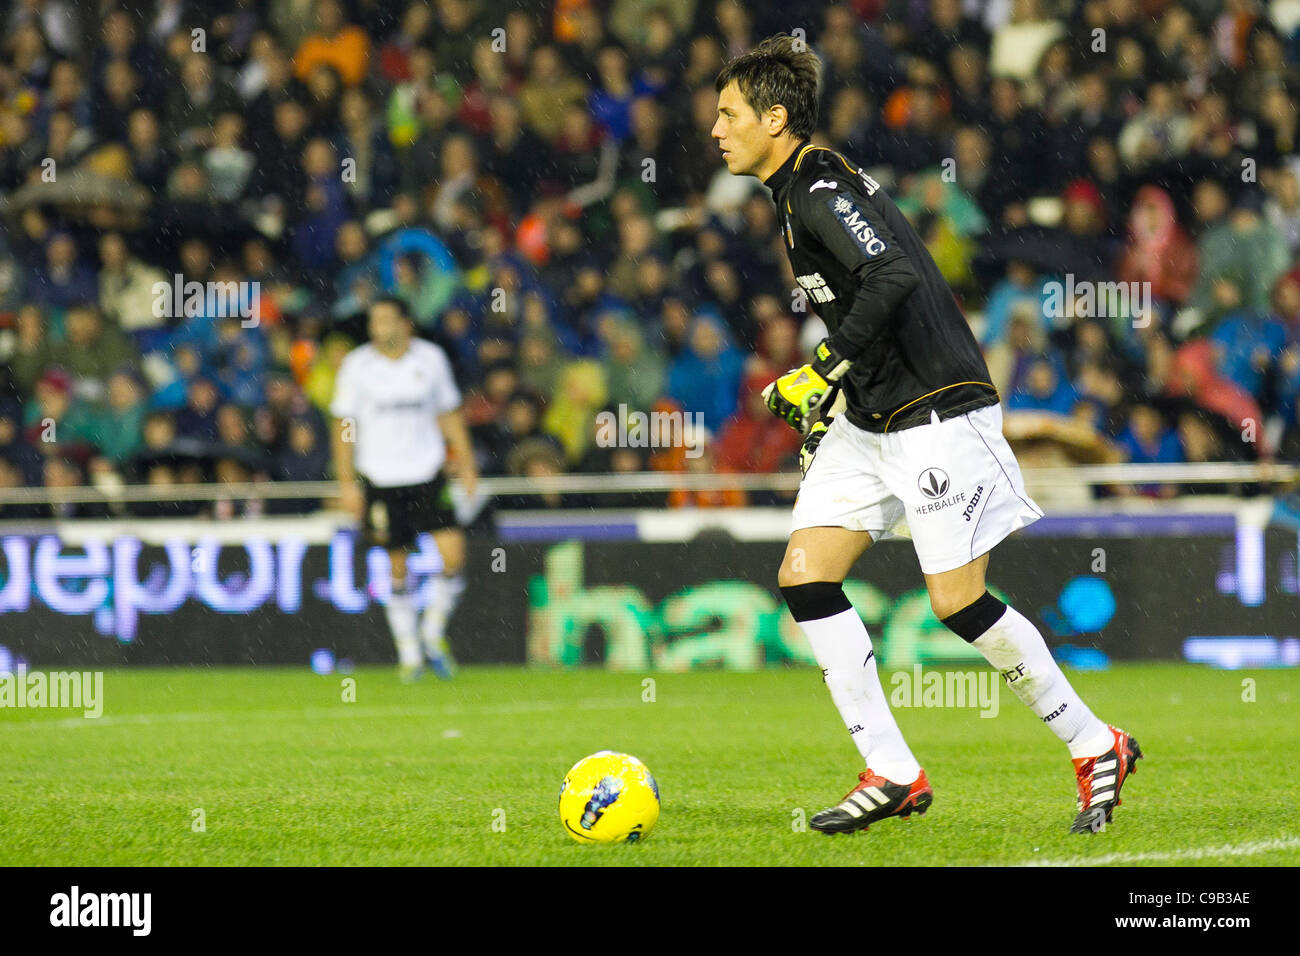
[
  {"x1": 0, "y1": 695, "x2": 688, "y2": 730},
  {"x1": 1011, "y1": 836, "x2": 1300, "y2": 867}
]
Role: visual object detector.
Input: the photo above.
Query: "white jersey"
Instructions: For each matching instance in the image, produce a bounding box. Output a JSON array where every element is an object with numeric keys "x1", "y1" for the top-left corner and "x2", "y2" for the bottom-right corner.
[{"x1": 330, "y1": 339, "x2": 462, "y2": 488}]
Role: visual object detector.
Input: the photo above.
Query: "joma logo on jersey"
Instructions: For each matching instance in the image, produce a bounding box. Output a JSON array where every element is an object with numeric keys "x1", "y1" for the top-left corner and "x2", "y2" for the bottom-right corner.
[
  {"x1": 795, "y1": 272, "x2": 836, "y2": 304},
  {"x1": 830, "y1": 196, "x2": 887, "y2": 256}
]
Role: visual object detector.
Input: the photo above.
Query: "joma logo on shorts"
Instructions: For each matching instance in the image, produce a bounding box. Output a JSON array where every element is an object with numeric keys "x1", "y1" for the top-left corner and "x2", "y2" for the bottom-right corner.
[{"x1": 962, "y1": 485, "x2": 984, "y2": 522}]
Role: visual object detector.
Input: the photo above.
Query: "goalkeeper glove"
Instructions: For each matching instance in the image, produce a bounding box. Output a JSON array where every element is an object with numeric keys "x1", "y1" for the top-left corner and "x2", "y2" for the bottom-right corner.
[
  {"x1": 761, "y1": 338, "x2": 852, "y2": 435},
  {"x1": 800, "y1": 419, "x2": 831, "y2": 477}
]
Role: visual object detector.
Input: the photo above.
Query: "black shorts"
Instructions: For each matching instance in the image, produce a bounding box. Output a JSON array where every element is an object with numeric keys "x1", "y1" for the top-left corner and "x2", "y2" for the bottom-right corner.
[{"x1": 361, "y1": 472, "x2": 458, "y2": 549}]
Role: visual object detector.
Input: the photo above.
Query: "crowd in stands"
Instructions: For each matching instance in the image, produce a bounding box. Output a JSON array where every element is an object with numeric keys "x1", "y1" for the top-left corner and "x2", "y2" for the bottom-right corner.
[{"x1": 3, "y1": 0, "x2": 1300, "y2": 518}]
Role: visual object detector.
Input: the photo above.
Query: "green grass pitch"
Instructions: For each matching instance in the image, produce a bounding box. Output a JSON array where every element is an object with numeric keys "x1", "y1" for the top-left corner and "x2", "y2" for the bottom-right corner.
[{"x1": 1, "y1": 663, "x2": 1296, "y2": 866}]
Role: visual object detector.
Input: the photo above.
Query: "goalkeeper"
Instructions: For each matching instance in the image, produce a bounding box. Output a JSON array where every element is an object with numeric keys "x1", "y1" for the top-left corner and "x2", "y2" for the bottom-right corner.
[{"x1": 713, "y1": 35, "x2": 1142, "y2": 835}]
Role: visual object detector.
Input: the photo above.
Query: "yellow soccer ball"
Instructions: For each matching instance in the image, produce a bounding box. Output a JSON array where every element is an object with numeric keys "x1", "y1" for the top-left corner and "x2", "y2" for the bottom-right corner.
[{"x1": 558, "y1": 751, "x2": 660, "y2": 844}]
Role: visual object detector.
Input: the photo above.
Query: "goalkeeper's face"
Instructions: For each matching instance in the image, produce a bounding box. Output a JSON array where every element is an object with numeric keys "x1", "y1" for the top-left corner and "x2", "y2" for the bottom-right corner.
[{"x1": 713, "y1": 81, "x2": 773, "y2": 178}]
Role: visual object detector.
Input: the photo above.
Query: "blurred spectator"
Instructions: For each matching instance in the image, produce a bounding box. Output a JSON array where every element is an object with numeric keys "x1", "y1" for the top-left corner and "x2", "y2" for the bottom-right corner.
[
  {"x1": 1191, "y1": 193, "x2": 1290, "y2": 316},
  {"x1": 292, "y1": 137, "x2": 350, "y2": 275},
  {"x1": 1007, "y1": 354, "x2": 1078, "y2": 416},
  {"x1": 303, "y1": 333, "x2": 354, "y2": 412},
  {"x1": 97, "y1": 233, "x2": 169, "y2": 338},
  {"x1": 518, "y1": 329, "x2": 567, "y2": 398},
  {"x1": 463, "y1": 361, "x2": 519, "y2": 427},
  {"x1": 1117, "y1": 185, "x2": 1199, "y2": 306},
  {"x1": 83, "y1": 367, "x2": 147, "y2": 466},
  {"x1": 1177, "y1": 409, "x2": 1250, "y2": 495},
  {"x1": 166, "y1": 52, "x2": 241, "y2": 151},
  {"x1": 667, "y1": 314, "x2": 745, "y2": 432},
  {"x1": 22, "y1": 368, "x2": 95, "y2": 461},
  {"x1": 0, "y1": 454, "x2": 44, "y2": 519},
  {"x1": 542, "y1": 359, "x2": 608, "y2": 464},
  {"x1": 519, "y1": 45, "x2": 588, "y2": 143},
  {"x1": 1265, "y1": 167, "x2": 1300, "y2": 255},
  {"x1": 50, "y1": 304, "x2": 140, "y2": 405},
  {"x1": 0, "y1": 398, "x2": 42, "y2": 485},
  {"x1": 174, "y1": 377, "x2": 223, "y2": 442},
  {"x1": 9, "y1": 304, "x2": 57, "y2": 396},
  {"x1": 475, "y1": 389, "x2": 550, "y2": 477},
  {"x1": 503, "y1": 435, "x2": 570, "y2": 509},
  {"x1": 269, "y1": 413, "x2": 329, "y2": 513},
  {"x1": 603, "y1": 318, "x2": 665, "y2": 413},
  {"x1": 667, "y1": 443, "x2": 746, "y2": 509},
  {"x1": 41, "y1": 455, "x2": 110, "y2": 520},
  {"x1": 1117, "y1": 403, "x2": 1184, "y2": 497},
  {"x1": 30, "y1": 233, "x2": 97, "y2": 310},
  {"x1": 125, "y1": 107, "x2": 172, "y2": 194},
  {"x1": 203, "y1": 113, "x2": 256, "y2": 202},
  {"x1": 715, "y1": 365, "x2": 804, "y2": 475},
  {"x1": 1165, "y1": 340, "x2": 1266, "y2": 457},
  {"x1": 982, "y1": 261, "x2": 1049, "y2": 347},
  {"x1": 1118, "y1": 82, "x2": 1191, "y2": 170},
  {"x1": 293, "y1": 0, "x2": 370, "y2": 88}
]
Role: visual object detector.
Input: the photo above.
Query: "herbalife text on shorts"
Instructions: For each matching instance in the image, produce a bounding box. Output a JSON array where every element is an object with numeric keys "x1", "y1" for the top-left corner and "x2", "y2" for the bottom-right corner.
[
  {"x1": 50, "y1": 887, "x2": 150, "y2": 936},
  {"x1": 0, "y1": 667, "x2": 103, "y2": 718}
]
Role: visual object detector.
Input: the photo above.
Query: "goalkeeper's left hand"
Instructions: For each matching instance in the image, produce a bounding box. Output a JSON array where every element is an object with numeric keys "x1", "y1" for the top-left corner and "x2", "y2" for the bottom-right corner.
[
  {"x1": 761, "y1": 338, "x2": 852, "y2": 435},
  {"x1": 800, "y1": 419, "x2": 831, "y2": 477}
]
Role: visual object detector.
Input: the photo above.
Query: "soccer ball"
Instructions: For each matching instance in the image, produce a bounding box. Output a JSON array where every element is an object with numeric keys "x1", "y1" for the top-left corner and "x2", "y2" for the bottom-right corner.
[{"x1": 558, "y1": 751, "x2": 660, "y2": 844}]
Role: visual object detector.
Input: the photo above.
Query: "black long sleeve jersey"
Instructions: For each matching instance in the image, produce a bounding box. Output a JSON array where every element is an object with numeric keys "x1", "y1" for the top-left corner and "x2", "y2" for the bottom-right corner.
[{"x1": 764, "y1": 142, "x2": 999, "y2": 433}]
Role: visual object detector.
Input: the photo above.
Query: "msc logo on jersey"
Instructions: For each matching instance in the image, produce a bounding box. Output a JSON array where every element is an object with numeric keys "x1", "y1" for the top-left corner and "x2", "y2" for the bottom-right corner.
[
  {"x1": 829, "y1": 195, "x2": 887, "y2": 256},
  {"x1": 795, "y1": 272, "x2": 836, "y2": 304}
]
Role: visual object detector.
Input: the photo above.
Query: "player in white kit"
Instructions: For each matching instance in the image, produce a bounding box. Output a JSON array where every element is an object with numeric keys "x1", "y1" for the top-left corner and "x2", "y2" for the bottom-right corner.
[{"x1": 330, "y1": 297, "x2": 478, "y2": 680}]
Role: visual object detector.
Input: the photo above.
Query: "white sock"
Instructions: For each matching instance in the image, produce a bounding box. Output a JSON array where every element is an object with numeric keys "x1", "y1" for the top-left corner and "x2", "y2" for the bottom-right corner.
[
  {"x1": 971, "y1": 603, "x2": 1113, "y2": 759},
  {"x1": 801, "y1": 608, "x2": 922, "y2": 783},
  {"x1": 420, "y1": 572, "x2": 466, "y2": 655},
  {"x1": 386, "y1": 576, "x2": 422, "y2": 669}
]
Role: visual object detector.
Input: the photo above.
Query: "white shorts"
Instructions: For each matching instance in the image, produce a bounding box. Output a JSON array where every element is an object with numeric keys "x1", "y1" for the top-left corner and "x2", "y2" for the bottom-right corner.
[{"x1": 790, "y1": 404, "x2": 1044, "y2": 574}]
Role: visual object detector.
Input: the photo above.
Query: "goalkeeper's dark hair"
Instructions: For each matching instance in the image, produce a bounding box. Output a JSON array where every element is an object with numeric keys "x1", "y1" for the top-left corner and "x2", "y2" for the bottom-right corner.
[{"x1": 714, "y1": 34, "x2": 822, "y2": 140}]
